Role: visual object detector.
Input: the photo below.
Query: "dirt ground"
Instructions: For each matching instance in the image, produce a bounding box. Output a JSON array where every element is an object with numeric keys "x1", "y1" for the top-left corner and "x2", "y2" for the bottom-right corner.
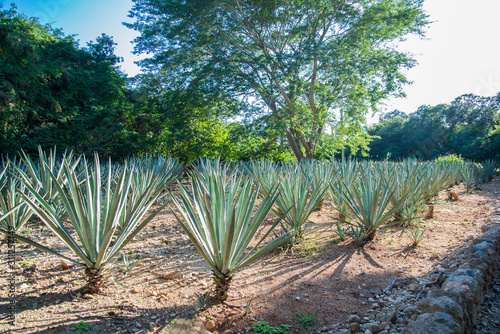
[{"x1": 1, "y1": 178, "x2": 499, "y2": 334}]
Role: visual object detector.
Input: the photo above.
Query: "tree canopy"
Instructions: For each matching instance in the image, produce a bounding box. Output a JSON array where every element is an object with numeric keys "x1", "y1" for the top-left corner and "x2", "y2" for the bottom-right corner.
[
  {"x1": 3, "y1": 3, "x2": 498, "y2": 163},
  {"x1": 126, "y1": 0, "x2": 429, "y2": 160},
  {"x1": 0, "y1": 5, "x2": 133, "y2": 157}
]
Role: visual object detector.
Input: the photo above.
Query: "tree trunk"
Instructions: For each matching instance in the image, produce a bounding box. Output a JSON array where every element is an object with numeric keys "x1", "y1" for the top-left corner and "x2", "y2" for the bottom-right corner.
[
  {"x1": 84, "y1": 268, "x2": 105, "y2": 294},
  {"x1": 285, "y1": 131, "x2": 305, "y2": 161},
  {"x1": 214, "y1": 276, "x2": 232, "y2": 302}
]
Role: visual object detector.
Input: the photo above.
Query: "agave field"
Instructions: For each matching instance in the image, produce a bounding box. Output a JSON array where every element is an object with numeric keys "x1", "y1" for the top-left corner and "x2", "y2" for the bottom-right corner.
[{"x1": 0, "y1": 149, "x2": 499, "y2": 333}]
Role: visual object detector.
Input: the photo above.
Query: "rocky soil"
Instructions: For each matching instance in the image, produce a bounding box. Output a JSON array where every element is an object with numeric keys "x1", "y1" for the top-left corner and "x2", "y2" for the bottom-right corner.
[
  {"x1": 0, "y1": 179, "x2": 499, "y2": 334},
  {"x1": 318, "y1": 236, "x2": 474, "y2": 334},
  {"x1": 472, "y1": 263, "x2": 500, "y2": 333}
]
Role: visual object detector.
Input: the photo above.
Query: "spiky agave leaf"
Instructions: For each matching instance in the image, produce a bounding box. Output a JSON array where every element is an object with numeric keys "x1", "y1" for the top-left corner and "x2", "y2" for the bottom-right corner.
[
  {"x1": 117, "y1": 155, "x2": 183, "y2": 230},
  {"x1": 245, "y1": 161, "x2": 329, "y2": 245},
  {"x1": 334, "y1": 172, "x2": 407, "y2": 245},
  {"x1": 17, "y1": 146, "x2": 77, "y2": 219},
  {"x1": 6, "y1": 153, "x2": 174, "y2": 293},
  {"x1": 0, "y1": 160, "x2": 34, "y2": 234},
  {"x1": 171, "y1": 161, "x2": 292, "y2": 301}
]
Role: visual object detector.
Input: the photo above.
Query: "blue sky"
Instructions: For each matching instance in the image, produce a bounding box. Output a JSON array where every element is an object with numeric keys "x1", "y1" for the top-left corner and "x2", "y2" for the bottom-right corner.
[
  {"x1": 6, "y1": 0, "x2": 500, "y2": 117},
  {"x1": 8, "y1": 0, "x2": 143, "y2": 74}
]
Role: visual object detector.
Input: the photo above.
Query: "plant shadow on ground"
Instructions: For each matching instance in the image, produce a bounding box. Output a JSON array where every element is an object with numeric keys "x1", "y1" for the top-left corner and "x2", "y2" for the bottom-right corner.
[
  {"x1": 0, "y1": 304, "x2": 198, "y2": 333},
  {"x1": 0, "y1": 178, "x2": 498, "y2": 333}
]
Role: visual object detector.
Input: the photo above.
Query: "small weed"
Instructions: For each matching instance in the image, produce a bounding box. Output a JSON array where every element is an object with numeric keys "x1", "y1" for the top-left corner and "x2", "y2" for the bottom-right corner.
[
  {"x1": 328, "y1": 237, "x2": 341, "y2": 245},
  {"x1": 385, "y1": 237, "x2": 395, "y2": 243},
  {"x1": 71, "y1": 320, "x2": 94, "y2": 332},
  {"x1": 119, "y1": 253, "x2": 142, "y2": 274},
  {"x1": 170, "y1": 318, "x2": 178, "y2": 324},
  {"x1": 451, "y1": 221, "x2": 470, "y2": 225},
  {"x1": 194, "y1": 291, "x2": 211, "y2": 310},
  {"x1": 18, "y1": 258, "x2": 37, "y2": 268},
  {"x1": 407, "y1": 225, "x2": 426, "y2": 247},
  {"x1": 21, "y1": 229, "x2": 31, "y2": 235},
  {"x1": 334, "y1": 222, "x2": 347, "y2": 241},
  {"x1": 251, "y1": 321, "x2": 290, "y2": 333},
  {"x1": 298, "y1": 234, "x2": 324, "y2": 256},
  {"x1": 115, "y1": 281, "x2": 126, "y2": 288},
  {"x1": 295, "y1": 313, "x2": 316, "y2": 330},
  {"x1": 240, "y1": 298, "x2": 253, "y2": 316}
]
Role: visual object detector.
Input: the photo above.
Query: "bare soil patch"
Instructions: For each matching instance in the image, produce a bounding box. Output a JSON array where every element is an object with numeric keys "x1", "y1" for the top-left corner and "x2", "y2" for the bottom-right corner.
[{"x1": 1, "y1": 179, "x2": 499, "y2": 334}]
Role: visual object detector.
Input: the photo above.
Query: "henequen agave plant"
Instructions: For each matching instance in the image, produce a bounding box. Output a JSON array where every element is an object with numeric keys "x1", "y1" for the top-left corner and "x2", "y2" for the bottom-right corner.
[
  {"x1": 460, "y1": 161, "x2": 480, "y2": 193},
  {"x1": 6, "y1": 153, "x2": 178, "y2": 293},
  {"x1": 245, "y1": 161, "x2": 328, "y2": 246},
  {"x1": 387, "y1": 162, "x2": 426, "y2": 223},
  {"x1": 17, "y1": 146, "x2": 77, "y2": 219},
  {"x1": 276, "y1": 164, "x2": 330, "y2": 243},
  {"x1": 118, "y1": 156, "x2": 183, "y2": 230},
  {"x1": 0, "y1": 160, "x2": 35, "y2": 236},
  {"x1": 171, "y1": 160, "x2": 292, "y2": 301},
  {"x1": 479, "y1": 159, "x2": 499, "y2": 184},
  {"x1": 335, "y1": 172, "x2": 407, "y2": 246}
]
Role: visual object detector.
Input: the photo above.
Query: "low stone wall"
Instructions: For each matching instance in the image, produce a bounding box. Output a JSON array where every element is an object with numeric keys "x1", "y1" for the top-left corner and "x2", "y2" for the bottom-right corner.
[{"x1": 403, "y1": 211, "x2": 500, "y2": 334}]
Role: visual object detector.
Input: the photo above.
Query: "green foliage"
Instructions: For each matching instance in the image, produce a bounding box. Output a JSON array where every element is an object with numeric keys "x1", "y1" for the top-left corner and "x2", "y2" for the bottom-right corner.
[
  {"x1": 170, "y1": 159, "x2": 292, "y2": 300},
  {"x1": 251, "y1": 321, "x2": 291, "y2": 334},
  {"x1": 127, "y1": 0, "x2": 429, "y2": 160},
  {"x1": 295, "y1": 313, "x2": 317, "y2": 330},
  {"x1": 3, "y1": 153, "x2": 178, "y2": 290},
  {"x1": 0, "y1": 6, "x2": 133, "y2": 158},
  {"x1": 368, "y1": 93, "x2": 500, "y2": 161},
  {"x1": 227, "y1": 122, "x2": 295, "y2": 162},
  {"x1": 128, "y1": 82, "x2": 241, "y2": 163},
  {"x1": 435, "y1": 154, "x2": 464, "y2": 164},
  {"x1": 407, "y1": 225, "x2": 425, "y2": 247},
  {"x1": 71, "y1": 321, "x2": 95, "y2": 332}
]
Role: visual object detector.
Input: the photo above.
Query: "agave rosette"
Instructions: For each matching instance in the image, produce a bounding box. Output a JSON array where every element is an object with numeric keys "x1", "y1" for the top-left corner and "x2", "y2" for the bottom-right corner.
[{"x1": 171, "y1": 159, "x2": 291, "y2": 301}]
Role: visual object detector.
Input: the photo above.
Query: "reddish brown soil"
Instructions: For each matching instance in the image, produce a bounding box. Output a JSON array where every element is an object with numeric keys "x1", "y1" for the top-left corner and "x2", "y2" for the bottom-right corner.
[{"x1": 0, "y1": 179, "x2": 499, "y2": 334}]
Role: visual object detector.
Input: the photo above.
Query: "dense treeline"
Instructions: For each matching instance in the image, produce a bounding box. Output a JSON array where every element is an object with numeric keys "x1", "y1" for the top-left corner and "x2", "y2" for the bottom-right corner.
[
  {"x1": 0, "y1": 6, "x2": 132, "y2": 157},
  {"x1": 1, "y1": 5, "x2": 499, "y2": 163},
  {"x1": 367, "y1": 94, "x2": 500, "y2": 160},
  {"x1": 0, "y1": 5, "x2": 293, "y2": 162}
]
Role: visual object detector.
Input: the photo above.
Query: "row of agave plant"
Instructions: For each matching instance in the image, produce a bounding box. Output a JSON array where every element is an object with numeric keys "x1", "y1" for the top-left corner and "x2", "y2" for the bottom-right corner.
[{"x1": 0, "y1": 148, "x2": 498, "y2": 302}]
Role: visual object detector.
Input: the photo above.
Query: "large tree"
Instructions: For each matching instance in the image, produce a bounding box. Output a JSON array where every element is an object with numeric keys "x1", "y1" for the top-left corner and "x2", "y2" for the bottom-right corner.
[{"x1": 126, "y1": 0, "x2": 428, "y2": 160}]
